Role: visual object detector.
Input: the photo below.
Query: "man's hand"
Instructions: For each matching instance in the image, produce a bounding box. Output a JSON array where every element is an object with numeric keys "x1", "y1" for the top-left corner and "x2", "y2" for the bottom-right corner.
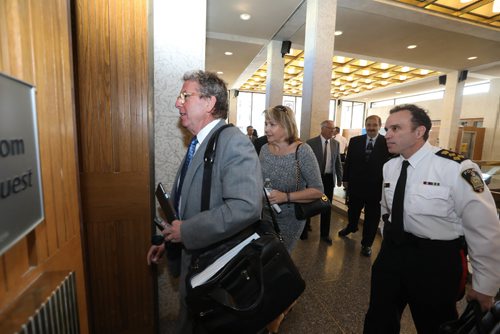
[
  {"x1": 147, "y1": 243, "x2": 165, "y2": 265},
  {"x1": 163, "y1": 219, "x2": 183, "y2": 243},
  {"x1": 467, "y1": 288, "x2": 494, "y2": 311}
]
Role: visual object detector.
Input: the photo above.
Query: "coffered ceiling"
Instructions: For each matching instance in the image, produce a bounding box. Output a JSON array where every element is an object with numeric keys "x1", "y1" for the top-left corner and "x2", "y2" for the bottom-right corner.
[{"x1": 206, "y1": 0, "x2": 500, "y2": 101}]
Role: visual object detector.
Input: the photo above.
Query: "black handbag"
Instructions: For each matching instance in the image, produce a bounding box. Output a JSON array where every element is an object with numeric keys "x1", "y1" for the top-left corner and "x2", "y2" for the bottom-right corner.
[
  {"x1": 439, "y1": 300, "x2": 500, "y2": 334},
  {"x1": 294, "y1": 143, "x2": 331, "y2": 220},
  {"x1": 185, "y1": 125, "x2": 306, "y2": 334}
]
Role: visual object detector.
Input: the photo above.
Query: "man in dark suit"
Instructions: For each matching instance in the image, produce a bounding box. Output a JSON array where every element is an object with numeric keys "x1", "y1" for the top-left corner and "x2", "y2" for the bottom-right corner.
[
  {"x1": 303, "y1": 120, "x2": 343, "y2": 245},
  {"x1": 147, "y1": 70, "x2": 263, "y2": 333},
  {"x1": 339, "y1": 115, "x2": 390, "y2": 256}
]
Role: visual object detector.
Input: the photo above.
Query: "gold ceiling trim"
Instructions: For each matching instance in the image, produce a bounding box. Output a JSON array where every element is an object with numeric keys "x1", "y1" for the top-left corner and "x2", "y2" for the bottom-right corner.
[
  {"x1": 239, "y1": 49, "x2": 440, "y2": 99},
  {"x1": 390, "y1": 0, "x2": 500, "y2": 28}
]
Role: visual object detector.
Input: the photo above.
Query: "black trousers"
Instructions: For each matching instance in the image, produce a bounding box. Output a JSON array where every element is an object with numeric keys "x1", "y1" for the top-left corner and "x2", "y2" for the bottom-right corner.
[
  {"x1": 319, "y1": 173, "x2": 334, "y2": 237},
  {"x1": 346, "y1": 193, "x2": 380, "y2": 247},
  {"x1": 303, "y1": 173, "x2": 334, "y2": 238},
  {"x1": 363, "y1": 233, "x2": 467, "y2": 334}
]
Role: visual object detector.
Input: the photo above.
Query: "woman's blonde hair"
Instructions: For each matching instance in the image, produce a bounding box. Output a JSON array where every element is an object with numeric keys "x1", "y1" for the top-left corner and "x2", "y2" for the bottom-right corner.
[{"x1": 264, "y1": 105, "x2": 299, "y2": 144}]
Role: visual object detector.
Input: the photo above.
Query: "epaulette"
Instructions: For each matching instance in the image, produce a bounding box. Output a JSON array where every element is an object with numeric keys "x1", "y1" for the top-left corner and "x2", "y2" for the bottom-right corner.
[{"x1": 435, "y1": 149, "x2": 466, "y2": 163}]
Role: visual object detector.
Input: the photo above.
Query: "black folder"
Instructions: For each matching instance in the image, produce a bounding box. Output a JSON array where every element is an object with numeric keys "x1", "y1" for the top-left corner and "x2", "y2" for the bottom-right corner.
[{"x1": 155, "y1": 183, "x2": 177, "y2": 223}]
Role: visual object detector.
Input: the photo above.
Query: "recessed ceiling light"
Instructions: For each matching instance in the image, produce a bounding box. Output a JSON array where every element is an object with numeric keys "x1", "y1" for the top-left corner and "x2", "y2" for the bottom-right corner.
[
  {"x1": 396, "y1": 91, "x2": 401, "y2": 94},
  {"x1": 468, "y1": 56, "x2": 478, "y2": 60},
  {"x1": 240, "y1": 13, "x2": 251, "y2": 20},
  {"x1": 217, "y1": 71, "x2": 223, "y2": 75},
  {"x1": 224, "y1": 51, "x2": 233, "y2": 56},
  {"x1": 407, "y1": 45, "x2": 417, "y2": 49},
  {"x1": 334, "y1": 30, "x2": 343, "y2": 36}
]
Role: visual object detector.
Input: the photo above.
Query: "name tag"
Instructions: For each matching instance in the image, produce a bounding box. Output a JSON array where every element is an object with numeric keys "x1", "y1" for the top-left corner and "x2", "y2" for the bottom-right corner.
[{"x1": 423, "y1": 181, "x2": 440, "y2": 186}]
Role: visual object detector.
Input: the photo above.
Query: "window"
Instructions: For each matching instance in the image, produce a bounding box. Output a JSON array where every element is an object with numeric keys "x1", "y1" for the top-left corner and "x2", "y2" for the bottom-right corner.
[
  {"x1": 396, "y1": 91, "x2": 443, "y2": 104},
  {"x1": 464, "y1": 82, "x2": 489, "y2": 95},
  {"x1": 371, "y1": 99, "x2": 394, "y2": 108},
  {"x1": 370, "y1": 81, "x2": 490, "y2": 107},
  {"x1": 340, "y1": 101, "x2": 366, "y2": 129}
]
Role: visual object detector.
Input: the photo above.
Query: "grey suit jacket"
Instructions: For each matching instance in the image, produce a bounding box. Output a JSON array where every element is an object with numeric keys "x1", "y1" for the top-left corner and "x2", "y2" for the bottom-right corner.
[
  {"x1": 172, "y1": 120, "x2": 263, "y2": 260},
  {"x1": 307, "y1": 135, "x2": 343, "y2": 184}
]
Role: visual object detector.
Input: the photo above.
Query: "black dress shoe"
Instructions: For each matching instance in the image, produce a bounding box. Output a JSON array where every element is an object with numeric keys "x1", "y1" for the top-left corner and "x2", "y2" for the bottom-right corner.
[
  {"x1": 321, "y1": 236, "x2": 333, "y2": 245},
  {"x1": 338, "y1": 227, "x2": 358, "y2": 237},
  {"x1": 361, "y1": 246, "x2": 372, "y2": 256}
]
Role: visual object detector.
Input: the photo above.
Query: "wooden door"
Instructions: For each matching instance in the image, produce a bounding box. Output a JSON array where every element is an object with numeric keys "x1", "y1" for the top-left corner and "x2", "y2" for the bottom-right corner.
[
  {"x1": 72, "y1": 0, "x2": 156, "y2": 333},
  {"x1": 455, "y1": 127, "x2": 485, "y2": 160}
]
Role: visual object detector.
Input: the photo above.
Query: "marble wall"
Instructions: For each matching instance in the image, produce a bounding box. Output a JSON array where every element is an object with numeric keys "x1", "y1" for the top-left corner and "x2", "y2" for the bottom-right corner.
[{"x1": 153, "y1": 0, "x2": 206, "y2": 321}]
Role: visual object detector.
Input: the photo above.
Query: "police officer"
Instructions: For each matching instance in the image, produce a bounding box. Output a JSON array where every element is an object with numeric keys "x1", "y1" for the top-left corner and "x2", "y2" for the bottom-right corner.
[{"x1": 364, "y1": 104, "x2": 500, "y2": 334}]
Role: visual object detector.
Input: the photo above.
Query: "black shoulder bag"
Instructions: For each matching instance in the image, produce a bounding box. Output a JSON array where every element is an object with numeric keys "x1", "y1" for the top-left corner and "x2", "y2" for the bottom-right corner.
[
  {"x1": 294, "y1": 143, "x2": 331, "y2": 220},
  {"x1": 185, "y1": 124, "x2": 306, "y2": 334}
]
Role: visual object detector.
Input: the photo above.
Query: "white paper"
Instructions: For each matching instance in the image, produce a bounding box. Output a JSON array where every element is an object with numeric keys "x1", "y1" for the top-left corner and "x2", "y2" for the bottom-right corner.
[{"x1": 190, "y1": 232, "x2": 260, "y2": 288}]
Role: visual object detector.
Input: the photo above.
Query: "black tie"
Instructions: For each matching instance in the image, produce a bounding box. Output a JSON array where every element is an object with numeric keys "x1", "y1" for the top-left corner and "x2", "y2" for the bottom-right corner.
[
  {"x1": 391, "y1": 160, "x2": 410, "y2": 243},
  {"x1": 321, "y1": 140, "x2": 328, "y2": 174},
  {"x1": 365, "y1": 138, "x2": 373, "y2": 161},
  {"x1": 176, "y1": 136, "x2": 198, "y2": 214}
]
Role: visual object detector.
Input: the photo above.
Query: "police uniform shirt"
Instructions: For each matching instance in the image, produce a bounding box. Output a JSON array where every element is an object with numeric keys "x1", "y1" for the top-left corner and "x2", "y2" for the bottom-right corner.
[{"x1": 381, "y1": 141, "x2": 500, "y2": 296}]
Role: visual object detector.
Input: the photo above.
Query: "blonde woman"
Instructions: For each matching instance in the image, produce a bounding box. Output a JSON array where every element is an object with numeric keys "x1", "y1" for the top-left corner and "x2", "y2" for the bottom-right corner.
[{"x1": 259, "y1": 105, "x2": 323, "y2": 333}]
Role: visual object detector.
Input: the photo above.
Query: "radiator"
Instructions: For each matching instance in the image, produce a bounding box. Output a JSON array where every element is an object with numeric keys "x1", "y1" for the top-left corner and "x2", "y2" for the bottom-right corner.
[{"x1": 16, "y1": 272, "x2": 80, "y2": 334}]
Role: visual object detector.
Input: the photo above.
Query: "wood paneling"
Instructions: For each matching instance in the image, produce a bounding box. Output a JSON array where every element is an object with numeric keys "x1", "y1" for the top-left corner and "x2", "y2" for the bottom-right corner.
[
  {"x1": 0, "y1": 0, "x2": 89, "y2": 333},
  {"x1": 73, "y1": 0, "x2": 155, "y2": 332}
]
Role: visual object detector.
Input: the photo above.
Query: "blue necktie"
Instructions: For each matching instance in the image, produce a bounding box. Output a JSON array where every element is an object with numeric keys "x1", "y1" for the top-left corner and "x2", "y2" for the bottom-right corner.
[
  {"x1": 365, "y1": 138, "x2": 374, "y2": 161},
  {"x1": 176, "y1": 136, "x2": 198, "y2": 214}
]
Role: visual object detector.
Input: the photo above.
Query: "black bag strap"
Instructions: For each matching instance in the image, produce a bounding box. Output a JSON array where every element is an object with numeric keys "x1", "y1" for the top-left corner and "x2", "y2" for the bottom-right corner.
[
  {"x1": 201, "y1": 123, "x2": 280, "y2": 234},
  {"x1": 262, "y1": 186, "x2": 280, "y2": 235},
  {"x1": 201, "y1": 123, "x2": 233, "y2": 211},
  {"x1": 294, "y1": 143, "x2": 303, "y2": 191}
]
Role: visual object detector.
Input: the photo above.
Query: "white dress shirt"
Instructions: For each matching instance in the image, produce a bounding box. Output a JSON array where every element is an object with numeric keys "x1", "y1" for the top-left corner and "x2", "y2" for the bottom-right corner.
[
  {"x1": 381, "y1": 141, "x2": 500, "y2": 296},
  {"x1": 321, "y1": 135, "x2": 332, "y2": 174}
]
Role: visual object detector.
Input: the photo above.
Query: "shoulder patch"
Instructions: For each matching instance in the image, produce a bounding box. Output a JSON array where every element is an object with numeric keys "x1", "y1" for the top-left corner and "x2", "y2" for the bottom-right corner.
[
  {"x1": 461, "y1": 168, "x2": 484, "y2": 193},
  {"x1": 436, "y1": 149, "x2": 466, "y2": 163}
]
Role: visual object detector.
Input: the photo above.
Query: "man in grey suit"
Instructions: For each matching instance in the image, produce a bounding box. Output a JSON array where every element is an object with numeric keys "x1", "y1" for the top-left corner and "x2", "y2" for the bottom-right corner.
[
  {"x1": 147, "y1": 70, "x2": 263, "y2": 333},
  {"x1": 302, "y1": 120, "x2": 343, "y2": 244}
]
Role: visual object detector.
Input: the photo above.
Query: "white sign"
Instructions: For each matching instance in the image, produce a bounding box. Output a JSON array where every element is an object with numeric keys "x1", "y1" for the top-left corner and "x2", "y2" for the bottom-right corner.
[{"x1": 0, "y1": 72, "x2": 44, "y2": 255}]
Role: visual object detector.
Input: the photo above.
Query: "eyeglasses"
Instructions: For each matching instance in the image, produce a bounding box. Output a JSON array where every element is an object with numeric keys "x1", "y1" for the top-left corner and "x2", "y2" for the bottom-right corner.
[{"x1": 177, "y1": 91, "x2": 199, "y2": 104}]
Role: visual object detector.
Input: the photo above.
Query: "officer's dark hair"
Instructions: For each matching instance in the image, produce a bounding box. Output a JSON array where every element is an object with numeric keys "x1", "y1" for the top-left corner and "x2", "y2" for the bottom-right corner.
[
  {"x1": 183, "y1": 70, "x2": 228, "y2": 119},
  {"x1": 389, "y1": 104, "x2": 432, "y2": 141}
]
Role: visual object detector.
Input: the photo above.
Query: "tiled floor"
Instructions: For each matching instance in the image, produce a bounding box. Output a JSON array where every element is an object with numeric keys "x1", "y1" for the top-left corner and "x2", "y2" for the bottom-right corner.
[{"x1": 277, "y1": 212, "x2": 418, "y2": 334}]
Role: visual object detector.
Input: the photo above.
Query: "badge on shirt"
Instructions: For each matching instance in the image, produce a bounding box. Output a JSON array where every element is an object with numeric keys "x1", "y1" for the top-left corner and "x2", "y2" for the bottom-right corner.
[{"x1": 461, "y1": 168, "x2": 484, "y2": 193}]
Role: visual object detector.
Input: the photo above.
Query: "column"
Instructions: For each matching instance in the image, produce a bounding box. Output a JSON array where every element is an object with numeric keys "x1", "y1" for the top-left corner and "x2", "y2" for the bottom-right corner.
[
  {"x1": 228, "y1": 89, "x2": 238, "y2": 126},
  {"x1": 153, "y1": 0, "x2": 207, "y2": 321},
  {"x1": 439, "y1": 71, "x2": 465, "y2": 150},
  {"x1": 301, "y1": 0, "x2": 337, "y2": 140},
  {"x1": 265, "y1": 40, "x2": 285, "y2": 109}
]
